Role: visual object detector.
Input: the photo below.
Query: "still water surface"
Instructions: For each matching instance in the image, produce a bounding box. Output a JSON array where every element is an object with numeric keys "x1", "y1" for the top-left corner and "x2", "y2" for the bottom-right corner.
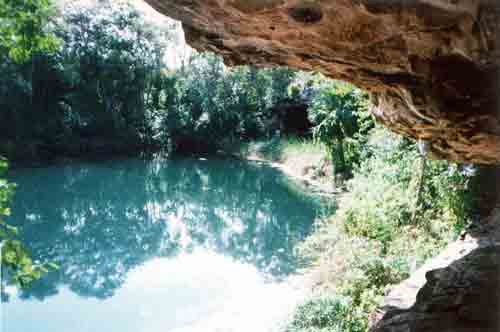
[{"x1": 1, "y1": 157, "x2": 328, "y2": 332}]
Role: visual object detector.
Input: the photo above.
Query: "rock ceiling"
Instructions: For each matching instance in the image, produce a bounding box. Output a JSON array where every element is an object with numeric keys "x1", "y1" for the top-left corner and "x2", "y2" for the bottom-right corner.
[{"x1": 145, "y1": 0, "x2": 500, "y2": 163}]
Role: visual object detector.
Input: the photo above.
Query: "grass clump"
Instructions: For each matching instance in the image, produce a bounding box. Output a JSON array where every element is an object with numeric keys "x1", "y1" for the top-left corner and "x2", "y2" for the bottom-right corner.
[
  {"x1": 241, "y1": 136, "x2": 330, "y2": 181},
  {"x1": 243, "y1": 136, "x2": 326, "y2": 163}
]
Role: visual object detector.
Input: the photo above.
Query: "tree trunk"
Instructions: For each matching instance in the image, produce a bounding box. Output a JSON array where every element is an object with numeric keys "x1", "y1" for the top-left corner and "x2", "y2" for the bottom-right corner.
[
  {"x1": 411, "y1": 155, "x2": 427, "y2": 224},
  {"x1": 330, "y1": 139, "x2": 345, "y2": 190}
]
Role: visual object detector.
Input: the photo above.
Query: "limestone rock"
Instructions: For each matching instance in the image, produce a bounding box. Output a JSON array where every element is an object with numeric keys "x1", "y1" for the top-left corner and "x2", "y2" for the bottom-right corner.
[
  {"x1": 371, "y1": 244, "x2": 500, "y2": 332},
  {"x1": 144, "y1": 0, "x2": 500, "y2": 163}
]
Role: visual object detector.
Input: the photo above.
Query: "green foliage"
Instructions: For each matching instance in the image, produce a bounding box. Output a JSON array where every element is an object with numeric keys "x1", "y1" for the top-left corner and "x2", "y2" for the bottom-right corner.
[
  {"x1": 0, "y1": 0, "x2": 58, "y2": 61},
  {"x1": 342, "y1": 128, "x2": 471, "y2": 249},
  {"x1": 288, "y1": 128, "x2": 474, "y2": 332},
  {"x1": 1, "y1": 240, "x2": 57, "y2": 287},
  {"x1": 242, "y1": 136, "x2": 327, "y2": 164},
  {"x1": 308, "y1": 80, "x2": 372, "y2": 178},
  {"x1": 287, "y1": 295, "x2": 364, "y2": 332},
  {"x1": 327, "y1": 247, "x2": 411, "y2": 330},
  {"x1": 0, "y1": 0, "x2": 175, "y2": 159},
  {"x1": 0, "y1": 158, "x2": 56, "y2": 287},
  {"x1": 290, "y1": 234, "x2": 413, "y2": 332},
  {"x1": 309, "y1": 82, "x2": 364, "y2": 142},
  {"x1": 421, "y1": 161, "x2": 473, "y2": 233},
  {"x1": 340, "y1": 256, "x2": 409, "y2": 308},
  {"x1": 161, "y1": 56, "x2": 299, "y2": 153},
  {"x1": 0, "y1": 0, "x2": 302, "y2": 159}
]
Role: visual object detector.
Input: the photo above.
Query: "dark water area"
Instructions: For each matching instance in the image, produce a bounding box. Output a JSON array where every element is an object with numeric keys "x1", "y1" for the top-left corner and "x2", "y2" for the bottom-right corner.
[{"x1": 1, "y1": 157, "x2": 330, "y2": 332}]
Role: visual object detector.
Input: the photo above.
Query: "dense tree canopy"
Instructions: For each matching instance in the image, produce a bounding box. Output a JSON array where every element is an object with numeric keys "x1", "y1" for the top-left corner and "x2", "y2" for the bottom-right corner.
[
  {"x1": 0, "y1": 1, "x2": 175, "y2": 159},
  {"x1": 0, "y1": 0, "x2": 305, "y2": 161},
  {"x1": 0, "y1": 0, "x2": 58, "y2": 61}
]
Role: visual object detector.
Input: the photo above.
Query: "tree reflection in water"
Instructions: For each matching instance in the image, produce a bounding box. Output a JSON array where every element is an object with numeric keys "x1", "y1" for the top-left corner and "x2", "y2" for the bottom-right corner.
[{"x1": 3, "y1": 157, "x2": 326, "y2": 302}]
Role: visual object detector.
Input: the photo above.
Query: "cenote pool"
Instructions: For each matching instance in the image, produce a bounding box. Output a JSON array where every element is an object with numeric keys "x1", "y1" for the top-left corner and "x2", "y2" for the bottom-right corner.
[{"x1": 1, "y1": 157, "x2": 330, "y2": 332}]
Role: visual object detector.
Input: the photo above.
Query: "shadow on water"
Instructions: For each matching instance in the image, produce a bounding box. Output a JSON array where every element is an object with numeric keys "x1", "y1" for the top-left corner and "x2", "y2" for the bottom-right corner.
[{"x1": 2, "y1": 157, "x2": 327, "y2": 302}]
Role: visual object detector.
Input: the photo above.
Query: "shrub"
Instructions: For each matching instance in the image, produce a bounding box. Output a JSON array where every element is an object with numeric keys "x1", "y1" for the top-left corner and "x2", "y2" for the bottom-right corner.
[
  {"x1": 287, "y1": 295, "x2": 364, "y2": 332},
  {"x1": 342, "y1": 174, "x2": 412, "y2": 247},
  {"x1": 341, "y1": 256, "x2": 409, "y2": 306},
  {"x1": 288, "y1": 127, "x2": 474, "y2": 332},
  {"x1": 307, "y1": 81, "x2": 373, "y2": 183},
  {"x1": 342, "y1": 128, "x2": 471, "y2": 248}
]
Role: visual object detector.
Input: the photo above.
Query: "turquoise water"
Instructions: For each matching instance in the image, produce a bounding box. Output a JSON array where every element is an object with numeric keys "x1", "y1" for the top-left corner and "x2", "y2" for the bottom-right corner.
[{"x1": 1, "y1": 157, "x2": 327, "y2": 332}]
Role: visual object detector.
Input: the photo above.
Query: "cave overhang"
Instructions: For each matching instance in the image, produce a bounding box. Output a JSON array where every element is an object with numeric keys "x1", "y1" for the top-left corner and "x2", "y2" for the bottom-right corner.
[{"x1": 145, "y1": 0, "x2": 500, "y2": 164}]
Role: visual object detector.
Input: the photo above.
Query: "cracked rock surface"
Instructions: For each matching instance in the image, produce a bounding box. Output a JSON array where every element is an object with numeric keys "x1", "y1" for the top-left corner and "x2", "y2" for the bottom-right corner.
[
  {"x1": 370, "y1": 225, "x2": 500, "y2": 332},
  {"x1": 145, "y1": 0, "x2": 500, "y2": 163}
]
